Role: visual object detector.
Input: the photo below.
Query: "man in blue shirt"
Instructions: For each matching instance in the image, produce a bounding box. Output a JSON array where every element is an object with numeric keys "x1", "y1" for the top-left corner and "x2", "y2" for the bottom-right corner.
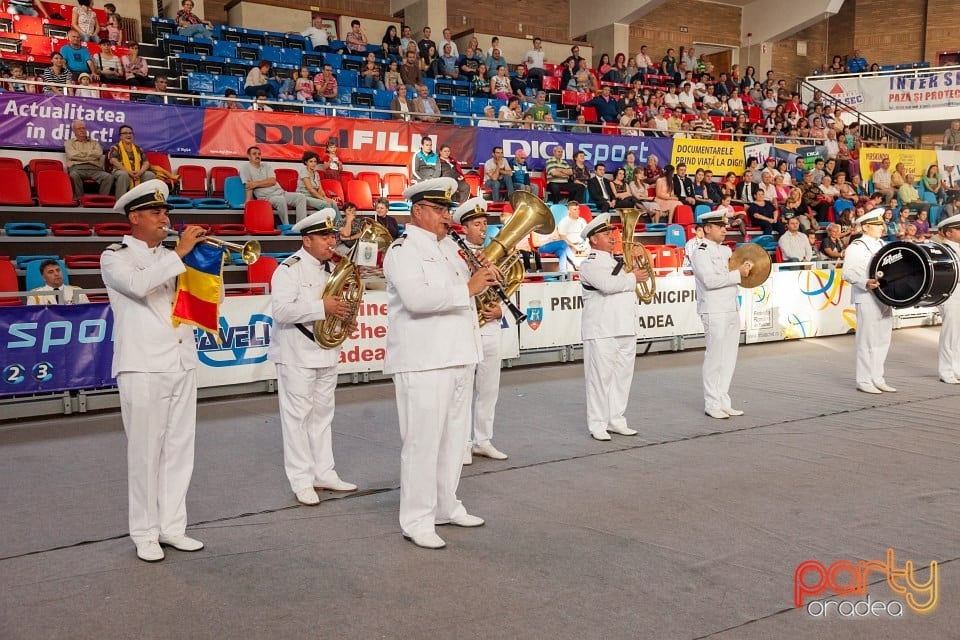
[
  {"x1": 59, "y1": 30, "x2": 97, "y2": 78},
  {"x1": 582, "y1": 85, "x2": 619, "y2": 124},
  {"x1": 847, "y1": 50, "x2": 868, "y2": 73}
]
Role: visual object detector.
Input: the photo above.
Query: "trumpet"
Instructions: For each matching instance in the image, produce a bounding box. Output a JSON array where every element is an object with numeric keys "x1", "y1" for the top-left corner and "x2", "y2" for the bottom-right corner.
[{"x1": 164, "y1": 226, "x2": 261, "y2": 265}]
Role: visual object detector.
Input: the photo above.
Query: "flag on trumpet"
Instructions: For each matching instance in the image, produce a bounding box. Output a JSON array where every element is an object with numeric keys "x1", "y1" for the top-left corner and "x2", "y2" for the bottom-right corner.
[{"x1": 172, "y1": 241, "x2": 225, "y2": 336}]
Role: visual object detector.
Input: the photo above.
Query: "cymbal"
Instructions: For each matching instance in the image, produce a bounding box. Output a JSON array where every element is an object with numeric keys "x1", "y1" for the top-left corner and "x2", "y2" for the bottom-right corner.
[{"x1": 729, "y1": 243, "x2": 772, "y2": 288}]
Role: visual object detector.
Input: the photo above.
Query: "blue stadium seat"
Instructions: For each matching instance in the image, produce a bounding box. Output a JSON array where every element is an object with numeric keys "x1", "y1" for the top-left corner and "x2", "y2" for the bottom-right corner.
[
  {"x1": 284, "y1": 34, "x2": 307, "y2": 51},
  {"x1": 279, "y1": 224, "x2": 299, "y2": 236},
  {"x1": 165, "y1": 197, "x2": 194, "y2": 209},
  {"x1": 694, "y1": 204, "x2": 711, "y2": 220},
  {"x1": 664, "y1": 224, "x2": 686, "y2": 248},
  {"x1": 194, "y1": 198, "x2": 229, "y2": 209},
  {"x1": 5, "y1": 222, "x2": 48, "y2": 236},
  {"x1": 645, "y1": 223, "x2": 667, "y2": 233},
  {"x1": 236, "y1": 43, "x2": 261, "y2": 62},
  {"x1": 25, "y1": 258, "x2": 69, "y2": 290},
  {"x1": 260, "y1": 45, "x2": 284, "y2": 64},
  {"x1": 421, "y1": 77, "x2": 435, "y2": 94},
  {"x1": 452, "y1": 96, "x2": 471, "y2": 113},
  {"x1": 213, "y1": 74, "x2": 242, "y2": 94},
  {"x1": 223, "y1": 177, "x2": 246, "y2": 209},
  {"x1": 279, "y1": 48, "x2": 302, "y2": 66},
  {"x1": 186, "y1": 72, "x2": 215, "y2": 93},
  {"x1": 324, "y1": 53, "x2": 342, "y2": 69},
  {"x1": 930, "y1": 206, "x2": 943, "y2": 225},
  {"x1": 341, "y1": 55, "x2": 364, "y2": 72},
  {"x1": 16, "y1": 254, "x2": 58, "y2": 269},
  {"x1": 336, "y1": 69, "x2": 359, "y2": 88},
  {"x1": 373, "y1": 90, "x2": 395, "y2": 108},
  {"x1": 213, "y1": 40, "x2": 237, "y2": 58},
  {"x1": 328, "y1": 40, "x2": 346, "y2": 52}
]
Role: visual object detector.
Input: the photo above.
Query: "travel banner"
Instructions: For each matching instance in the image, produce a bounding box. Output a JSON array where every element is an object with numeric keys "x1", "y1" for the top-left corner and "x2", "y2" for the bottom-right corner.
[
  {"x1": 473, "y1": 128, "x2": 673, "y2": 171},
  {"x1": 199, "y1": 109, "x2": 476, "y2": 165},
  {"x1": 809, "y1": 70, "x2": 960, "y2": 112},
  {"x1": 858, "y1": 147, "x2": 939, "y2": 182},
  {"x1": 670, "y1": 138, "x2": 746, "y2": 175},
  {"x1": 0, "y1": 93, "x2": 204, "y2": 154}
]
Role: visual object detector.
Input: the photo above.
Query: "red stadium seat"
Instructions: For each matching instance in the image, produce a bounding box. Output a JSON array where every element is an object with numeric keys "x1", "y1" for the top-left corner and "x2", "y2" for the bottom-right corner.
[
  {"x1": 274, "y1": 168, "x2": 300, "y2": 193},
  {"x1": 382, "y1": 172, "x2": 408, "y2": 201},
  {"x1": 246, "y1": 255, "x2": 279, "y2": 294},
  {"x1": 355, "y1": 171, "x2": 382, "y2": 197},
  {"x1": 209, "y1": 223, "x2": 248, "y2": 236},
  {"x1": 581, "y1": 106, "x2": 598, "y2": 123},
  {"x1": 345, "y1": 179, "x2": 374, "y2": 210},
  {"x1": 209, "y1": 166, "x2": 239, "y2": 197},
  {"x1": 64, "y1": 254, "x2": 101, "y2": 268},
  {"x1": 0, "y1": 168, "x2": 34, "y2": 205},
  {"x1": 601, "y1": 123, "x2": 619, "y2": 135},
  {"x1": 673, "y1": 205, "x2": 694, "y2": 225},
  {"x1": 561, "y1": 90, "x2": 580, "y2": 106},
  {"x1": 320, "y1": 179, "x2": 345, "y2": 205},
  {"x1": 36, "y1": 171, "x2": 77, "y2": 206},
  {"x1": 338, "y1": 170, "x2": 356, "y2": 192},
  {"x1": 93, "y1": 222, "x2": 132, "y2": 236},
  {"x1": 80, "y1": 194, "x2": 116, "y2": 208},
  {"x1": 27, "y1": 158, "x2": 64, "y2": 182},
  {"x1": 463, "y1": 173, "x2": 481, "y2": 197},
  {"x1": 0, "y1": 259, "x2": 22, "y2": 306},
  {"x1": 146, "y1": 152, "x2": 173, "y2": 174},
  {"x1": 541, "y1": 76, "x2": 560, "y2": 91},
  {"x1": 243, "y1": 200, "x2": 282, "y2": 235},
  {"x1": 177, "y1": 165, "x2": 208, "y2": 198},
  {"x1": 51, "y1": 223, "x2": 92, "y2": 236},
  {"x1": 0, "y1": 157, "x2": 23, "y2": 171}
]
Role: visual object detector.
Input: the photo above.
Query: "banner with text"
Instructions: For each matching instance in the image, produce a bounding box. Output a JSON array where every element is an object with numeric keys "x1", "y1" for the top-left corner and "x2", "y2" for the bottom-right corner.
[
  {"x1": 195, "y1": 295, "x2": 275, "y2": 387},
  {"x1": 637, "y1": 276, "x2": 703, "y2": 339},
  {"x1": 670, "y1": 138, "x2": 747, "y2": 175},
  {"x1": 857, "y1": 147, "x2": 939, "y2": 183},
  {"x1": 809, "y1": 70, "x2": 960, "y2": 112}
]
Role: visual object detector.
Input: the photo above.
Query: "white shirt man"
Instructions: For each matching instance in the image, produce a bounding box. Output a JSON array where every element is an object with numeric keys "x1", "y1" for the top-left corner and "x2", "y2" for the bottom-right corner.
[
  {"x1": 300, "y1": 16, "x2": 329, "y2": 49},
  {"x1": 477, "y1": 105, "x2": 501, "y2": 128},
  {"x1": 557, "y1": 202, "x2": 588, "y2": 268},
  {"x1": 382, "y1": 178, "x2": 498, "y2": 550},
  {"x1": 690, "y1": 211, "x2": 752, "y2": 419},
  {"x1": 678, "y1": 84, "x2": 696, "y2": 113},
  {"x1": 100, "y1": 180, "x2": 207, "y2": 563},
  {"x1": 936, "y1": 214, "x2": 960, "y2": 384},
  {"x1": 239, "y1": 145, "x2": 308, "y2": 225},
  {"x1": 269, "y1": 209, "x2": 357, "y2": 506},
  {"x1": 778, "y1": 217, "x2": 815, "y2": 262},
  {"x1": 579, "y1": 214, "x2": 647, "y2": 441},
  {"x1": 438, "y1": 28, "x2": 458, "y2": 58},
  {"x1": 27, "y1": 260, "x2": 89, "y2": 305},
  {"x1": 841, "y1": 208, "x2": 896, "y2": 394},
  {"x1": 453, "y1": 197, "x2": 509, "y2": 463}
]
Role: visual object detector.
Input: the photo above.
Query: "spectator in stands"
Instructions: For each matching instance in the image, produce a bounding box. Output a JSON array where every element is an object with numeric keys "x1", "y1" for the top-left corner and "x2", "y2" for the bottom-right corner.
[
  {"x1": 27, "y1": 260, "x2": 89, "y2": 305},
  {"x1": 569, "y1": 114, "x2": 590, "y2": 133},
  {"x1": 410, "y1": 84, "x2": 441, "y2": 122},
  {"x1": 72, "y1": 0, "x2": 100, "y2": 42},
  {"x1": 312, "y1": 64, "x2": 338, "y2": 102},
  {"x1": 389, "y1": 89, "x2": 411, "y2": 120},
  {"x1": 345, "y1": 19, "x2": 369, "y2": 54},
  {"x1": 820, "y1": 223, "x2": 846, "y2": 259},
  {"x1": 294, "y1": 15, "x2": 329, "y2": 51},
  {"x1": 92, "y1": 40, "x2": 124, "y2": 84},
  {"x1": 944, "y1": 121, "x2": 960, "y2": 151},
  {"x1": 66, "y1": 120, "x2": 114, "y2": 197},
  {"x1": 292, "y1": 66, "x2": 314, "y2": 101},
  {"x1": 219, "y1": 88, "x2": 242, "y2": 109},
  {"x1": 574, "y1": 58, "x2": 597, "y2": 92},
  {"x1": 890, "y1": 162, "x2": 907, "y2": 190},
  {"x1": 383, "y1": 59, "x2": 402, "y2": 92},
  {"x1": 297, "y1": 151, "x2": 339, "y2": 212},
  {"x1": 524, "y1": 37, "x2": 546, "y2": 90},
  {"x1": 73, "y1": 72, "x2": 99, "y2": 97},
  {"x1": 870, "y1": 157, "x2": 896, "y2": 202},
  {"x1": 420, "y1": 44, "x2": 440, "y2": 76},
  {"x1": 380, "y1": 25, "x2": 402, "y2": 60},
  {"x1": 60, "y1": 31, "x2": 98, "y2": 79},
  {"x1": 417, "y1": 26, "x2": 435, "y2": 59},
  {"x1": 472, "y1": 105, "x2": 496, "y2": 128},
  {"x1": 240, "y1": 146, "x2": 307, "y2": 225},
  {"x1": 361, "y1": 53, "x2": 385, "y2": 90},
  {"x1": 898, "y1": 123, "x2": 916, "y2": 147},
  {"x1": 436, "y1": 144, "x2": 469, "y2": 202},
  {"x1": 779, "y1": 217, "x2": 814, "y2": 263},
  {"x1": 400, "y1": 50, "x2": 422, "y2": 92},
  {"x1": 109, "y1": 126, "x2": 155, "y2": 196},
  {"x1": 144, "y1": 75, "x2": 170, "y2": 104},
  {"x1": 486, "y1": 49, "x2": 508, "y2": 81},
  {"x1": 655, "y1": 165, "x2": 682, "y2": 224},
  {"x1": 458, "y1": 46, "x2": 481, "y2": 82},
  {"x1": 121, "y1": 42, "x2": 151, "y2": 87},
  {"x1": 557, "y1": 200, "x2": 589, "y2": 270},
  {"x1": 321, "y1": 140, "x2": 342, "y2": 180},
  {"x1": 677, "y1": 82, "x2": 697, "y2": 115},
  {"x1": 244, "y1": 60, "x2": 277, "y2": 99},
  {"x1": 5, "y1": 62, "x2": 34, "y2": 92},
  {"x1": 489, "y1": 64, "x2": 511, "y2": 99},
  {"x1": 635, "y1": 45, "x2": 654, "y2": 78},
  {"x1": 609, "y1": 166, "x2": 640, "y2": 210},
  {"x1": 923, "y1": 164, "x2": 946, "y2": 204},
  {"x1": 899, "y1": 172, "x2": 932, "y2": 214},
  {"x1": 672, "y1": 163, "x2": 696, "y2": 207},
  {"x1": 497, "y1": 96, "x2": 521, "y2": 127},
  {"x1": 7, "y1": 0, "x2": 49, "y2": 17},
  {"x1": 571, "y1": 150, "x2": 591, "y2": 190},
  {"x1": 373, "y1": 198, "x2": 400, "y2": 240},
  {"x1": 483, "y1": 146, "x2": 514, "y2": 202},
  {"x1": 846, "y1": 50, "x2": 867, "y2": 73},
  {"x1": 524, "y1": 91, "x2": 551, "y2": 122},
  {"x1": 545, "y1": 146, "x2": 583, "y2": 204},
  {"x1": 509, "y1": 149, "x2": 535, "y2": 196},
  {"x1": 399, "y1": 25, "x2": 414, "y2": 52},
  {"x1": 411, "y1": 138, "x2": 438, "y2": 182},
  {"x1": 748, "y1": 188, "x2": 783, "y2": 235},
  {"x1": 436, "y1": 43, "x2": 458, "y2": 79},
  {"x1": 432, "y1": 28, "x2": 456, "y2": 59},
  {"x1": 176, "y1": 0, "x2": 212, "y2": 40},
  {"x1": 586, "y1": 163, "x2": 616, "y2": 212},
  {"x1": 661, "y1": 48, "x2": 678, "y2": 83},
  {"x1": 333, "y1": 202, "x2": 365, "y2": 255},
  {"x1": 914, "y1": 210, "x2": 932, "y2": 239},
  {"x1": 582, "y1": 85, "x2": 619, "y2": 124}
]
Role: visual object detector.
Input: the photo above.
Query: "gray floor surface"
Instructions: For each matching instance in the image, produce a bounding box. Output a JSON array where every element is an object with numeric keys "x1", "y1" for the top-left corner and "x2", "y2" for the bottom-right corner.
[{"x1": 1, "y1": 327, "x2": 958, "y2": 640}]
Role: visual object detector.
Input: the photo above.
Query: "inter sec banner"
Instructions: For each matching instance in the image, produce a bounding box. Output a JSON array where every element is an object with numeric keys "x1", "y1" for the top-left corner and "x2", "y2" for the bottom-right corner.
[
  {"x1": 0, "y1": 93, "x2": 204, "y2": 154},
  {"x1": 808, "y1": 70, "x2": 960, "y2": 112},
  {"x1": 0, "y1": 303, "x2": 115, "y2": 396}
]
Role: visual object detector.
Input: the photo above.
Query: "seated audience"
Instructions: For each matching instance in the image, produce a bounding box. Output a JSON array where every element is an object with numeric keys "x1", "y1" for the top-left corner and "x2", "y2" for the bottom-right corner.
[
  {"x1": 778, "y1": 216, "x2": 814, "y2": 262},
  {"x1": 176, "y1": 0, "x2": 213, "y2": 40},
  {"x1": 27, "y1": 260, "x2": 89, "y2": 305},
  {"x1": 65, "y1": 120, "x2": 114, "y2": 197},
  {"x1": 239, "y1": 145, "x2": 308, "y2": 225}
]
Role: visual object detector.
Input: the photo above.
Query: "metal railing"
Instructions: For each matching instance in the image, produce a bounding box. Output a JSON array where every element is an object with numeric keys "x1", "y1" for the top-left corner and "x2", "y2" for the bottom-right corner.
[{"x1": 795, "y1": 76, "x2": 906, "y2": 147}]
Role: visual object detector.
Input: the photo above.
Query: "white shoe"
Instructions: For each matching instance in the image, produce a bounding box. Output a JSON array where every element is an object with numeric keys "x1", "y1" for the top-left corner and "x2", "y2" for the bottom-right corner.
[
  {"x1": 874, "y1": 381, "x2": 897, "y2": 392},
  {"x1": 857, "y1": 383, "x2": 882, "y2": 394},
  {"x1": 296, "y1": 488, "x2": 320, "y2": 505},
  {"x1": 705, "y1": 408, "x2": 729, "y2": 419},
  {"x1": 472, "y1": 443, "x2": 508, "y2": 459},
  {"x1": 315, "y1": 478, "x2": 357, "y2": 492},
  {"x1": 590, "y1": 430, "x2": 612, "y2": 441},
  {"x1": 135, "y1": 541, "x2": 164, "y2": 562},
  {"x1": 462, "y1": 445, "x2": 473, "y2": 465},
  {"x1": 441, "y1": 513, "x2": 485, "y2": 527},
  {"x1": 722, "y1": 407, "x2": 745, "y2": 416},
  {"x1": 940, "y1": 376, "x2": 960, "y2": 384},
  {"x1": 158, "y1": 534, "x2": 204, "y2": 552},
  {"x1": 403, "y1": 531, "x2": 446, "y2": 549},
  {"x1": 607, "y1": 424, "x2": 638, "y2": 436}
]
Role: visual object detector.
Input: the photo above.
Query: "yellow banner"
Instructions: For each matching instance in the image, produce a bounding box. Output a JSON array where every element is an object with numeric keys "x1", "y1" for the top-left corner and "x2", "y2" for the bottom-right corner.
[
  {"x1": 670, "y1": 139, "x2": 746, "y2": 175},
  {"x1": 858, "y1": 147, "x2": 938, "y2": 182}
]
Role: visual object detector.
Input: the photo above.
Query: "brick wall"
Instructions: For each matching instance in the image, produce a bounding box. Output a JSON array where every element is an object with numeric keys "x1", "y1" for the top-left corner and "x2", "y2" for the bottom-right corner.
[
  {"x1": 447, "y1": 0, "x2": 571, "y2": 44},
  {"x1": 850, "y1": 0, "x2": 924, "y2": 66},
  {"x1": 627, "y1": 0, "x2": 741, "y2": 63},
  {"x1": 197, "y1": 0, "x2": 391, "y2": 29},
  {"x1": 826, "y1": 0, "x2": 855, "y2": 64},
  {"x1": 924, "y1": 0, "x2": 960, "y2": 64},
  {"x1": 773, "y1": 21, "x2": 829, "y2": 85}
]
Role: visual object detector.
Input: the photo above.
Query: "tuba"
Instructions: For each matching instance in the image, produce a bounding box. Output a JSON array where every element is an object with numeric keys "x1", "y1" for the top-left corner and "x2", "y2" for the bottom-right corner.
[
  {"x1": 617, "y1": 208, "x2": 656, "y2": 303},
  {"x1": 473, "y1": 191, "x2": 556, "y2": 326},
  {"x1": 313, "y1": 218, "x2": 393, "y2": 349}
]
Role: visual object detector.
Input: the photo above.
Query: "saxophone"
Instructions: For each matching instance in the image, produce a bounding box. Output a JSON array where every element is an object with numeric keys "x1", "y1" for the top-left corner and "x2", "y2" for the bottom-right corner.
[{"x1": 313, "y1": 218, "x2": 393, "y2": 348}]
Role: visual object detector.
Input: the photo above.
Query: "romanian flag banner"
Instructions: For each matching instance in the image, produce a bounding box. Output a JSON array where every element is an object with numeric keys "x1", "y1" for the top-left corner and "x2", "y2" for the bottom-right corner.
[{"x1": 172, "y1": 242, "x2": 224, "y2": 336}]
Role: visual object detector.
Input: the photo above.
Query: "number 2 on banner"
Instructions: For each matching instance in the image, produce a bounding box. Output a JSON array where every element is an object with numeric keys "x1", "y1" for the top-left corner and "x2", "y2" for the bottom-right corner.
[{"x1": 3, "y1": 363, "x2": 26, "y2": 385}]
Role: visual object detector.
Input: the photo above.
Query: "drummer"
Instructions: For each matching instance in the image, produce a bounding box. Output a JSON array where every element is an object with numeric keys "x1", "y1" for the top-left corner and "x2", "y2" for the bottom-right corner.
[
  {"x1": 841, "y1": 207, "x2": 897, "y2": 394},
  {"x1": 936, "y1": 213, "x2": 960, "y2": 384}
]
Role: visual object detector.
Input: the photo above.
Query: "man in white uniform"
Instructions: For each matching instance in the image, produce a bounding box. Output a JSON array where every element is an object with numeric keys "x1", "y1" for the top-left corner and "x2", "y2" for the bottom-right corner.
[
  {"x1": 841, "y1": 208, "x2": 896, "y2": 394},
  {"x1": 269, "y1": 209, "x2": 358, "y2": 506},
  {"x1": 383, "y1": 178, "x2": 498, "y2": 550},
  {"x1": 27, "y1": 259, "x2": 90, "y2": 305},
  {"x1": 936, "y1": 214, "x2": 960, "y2": 384},
  {"x1": 100, "y1": 179, "x2": 206, "y2": 562},
  {"x1": 579, "y1": 213, "x2": 648, "y2": 441},
  {"x1": 453, "y1": 197, "x2": 508, "y2": 463},
  {"x1": 690, "y1": 211, "x2": 752, "y2": 419}
]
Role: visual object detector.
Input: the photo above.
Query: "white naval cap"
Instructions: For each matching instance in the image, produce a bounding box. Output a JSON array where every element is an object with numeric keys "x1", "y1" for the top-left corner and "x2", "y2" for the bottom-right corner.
[
  {"x1": 582, "y1": 213, "x2": 612, "y2": 239},
  {"x1": 114, "y1": 179, "x2": 171, "y2": 215},
  {"x1": 403, "y1": 177, "x2": 458, "y2": 207},
  {"x1": 292, "y1": 208, "x2": 337, "y2": 235},
  {"x1": 697, "y1": 209, "x2": 727, "y2": 225},
  {"x1": 855, "y1": 207, "x2": 886, "y2": 226},
  {"x1": 453, "y1": 197, "x2": 488, "y2": 225},
  {"x1": 936, "y1": 213, "x2": 960, "y2": 231}
]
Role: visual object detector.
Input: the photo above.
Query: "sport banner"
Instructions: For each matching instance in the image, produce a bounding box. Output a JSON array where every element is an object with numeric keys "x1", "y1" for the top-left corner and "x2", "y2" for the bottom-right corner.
[
  {"x1": 0, "y1": 303, "x2": 115, "y2": 396},
  {"x1": 473, "y1": 128, "x2": 673, "y2": 171},
  {"x1": 670, "y1": 138, "x2": 746, "y2": 175},
  {"x1": 198, "y1": 109, "x2": 476, "y2": 165},
  {"x1": 0, "y1": 93, "x2": 204, "y2": 154},
  {"x1": 858, "y1": 147, "x2": 939, "y2": 183},
  {"x1": 809, "y1": 70, "x2": 960, "y2": 112}
]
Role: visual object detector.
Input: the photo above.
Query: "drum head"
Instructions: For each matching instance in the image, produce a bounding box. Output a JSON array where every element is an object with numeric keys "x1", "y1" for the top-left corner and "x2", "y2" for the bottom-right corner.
[{"x1": 869, "y1": 241, "x2": 958, "y2": 308}]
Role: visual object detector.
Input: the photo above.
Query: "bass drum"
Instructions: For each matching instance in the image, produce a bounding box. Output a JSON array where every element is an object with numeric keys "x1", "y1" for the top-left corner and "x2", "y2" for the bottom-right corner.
[{"x1": 868, "y1": 240, "x2": 959, "y2": 308}]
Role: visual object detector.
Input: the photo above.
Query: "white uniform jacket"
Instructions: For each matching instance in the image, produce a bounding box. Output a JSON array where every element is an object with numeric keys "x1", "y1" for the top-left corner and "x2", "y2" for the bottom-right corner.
[
  {"x1": 27, "y1": 284, "x2": 90, "y2": 305},
  {"x1": 100, "y1": 235, "x2": 197, "y2": 376},
  {"x1": 690, "y1": 239, "x2": 741, "y2": 314},
  {"x1": 466, "y1": 240, "x2": 503, "y2": 337},
  {"x1": 579, "y1": 250, "x2": 638, "y2": 340},
  {"x1": 383, "y1": 225, "x2": 482, "y2": 374},
  {"x1": 268, "y1": 248, "x2": 340, "y2": 368},
  {"x1": 842, "y1": 236, "x2": 885, "y2": 303},
  {"x1": 942, "y1": 239, "x2": 960, "y2": 308}
]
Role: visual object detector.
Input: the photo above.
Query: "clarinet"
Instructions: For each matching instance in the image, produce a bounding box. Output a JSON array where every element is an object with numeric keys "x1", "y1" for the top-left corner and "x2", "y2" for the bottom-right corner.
[{"x1": 449, "y1": 230, "x2": 527, "y2": 324}]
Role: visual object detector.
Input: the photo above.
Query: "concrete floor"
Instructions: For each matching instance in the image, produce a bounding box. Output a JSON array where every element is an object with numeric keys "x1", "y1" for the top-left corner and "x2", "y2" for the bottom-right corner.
[{"x1": 1, "y1": 327, "x2": 958, "y2": 639}]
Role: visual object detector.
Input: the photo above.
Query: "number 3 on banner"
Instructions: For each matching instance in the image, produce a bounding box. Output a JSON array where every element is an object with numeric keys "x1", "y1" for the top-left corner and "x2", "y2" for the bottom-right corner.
[
  {"x1": 32, "y1": 362, "x2": 54, "y2": 383},
  {"x1": 3, "y1": 363, "x2": 26, "y2": 385}
]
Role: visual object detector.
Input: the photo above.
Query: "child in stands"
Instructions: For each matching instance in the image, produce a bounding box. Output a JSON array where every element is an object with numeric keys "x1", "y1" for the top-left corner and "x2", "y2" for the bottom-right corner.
[
  {"x1": 295, "y1": 67, "x2": 313, "y2": 102},
  {"x1": 105, "y1": 14, "x2": 122, "y2": 45}
]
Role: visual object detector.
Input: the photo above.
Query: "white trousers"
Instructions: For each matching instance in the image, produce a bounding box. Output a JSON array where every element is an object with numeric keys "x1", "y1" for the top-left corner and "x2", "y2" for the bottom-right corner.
[
  {"x1": 117, "y1": 370, "x2": 197, "y2": 545},
  {"x1": 471, "y1": 331, "x2": 502, "y2": 446},
  {"x1": 701, "y1": 311, "x2": 740, "y2": 412},
  {"x1": 939, "y1": 303, "x2": 960, "y2": 380},
  {"x1": 394, "y1": 365, "x2": 473, "y2": 537},
  {"x1": 276, "y1": 363, "x2": 340, "y2": 493},
  {"x1": 583, "y1": 335, "x2": 636, "y2": 435},
  {"x1": 855, "y1": 298, "x2": 893, "y2": 386}
]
